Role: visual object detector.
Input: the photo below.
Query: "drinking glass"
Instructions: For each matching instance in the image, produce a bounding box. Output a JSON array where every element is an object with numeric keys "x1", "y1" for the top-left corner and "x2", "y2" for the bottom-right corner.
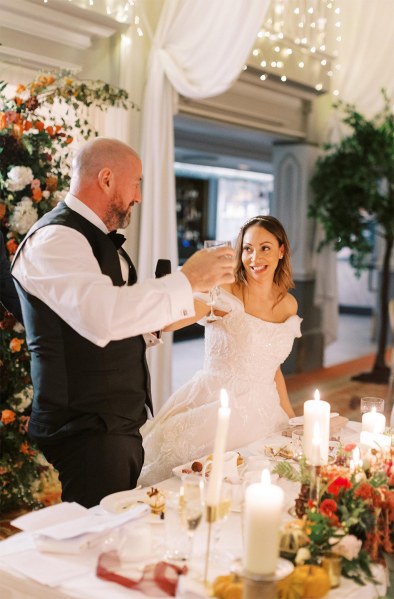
[
  {"x1": 203, "y1": 240, "x2": 232, "y2": 322},
  {"x1": 179, "y1": 475, "x2": 204, "y2": 560},
  {"x1": 360, "y1": 396, "x2": 384, "y2": 416}
]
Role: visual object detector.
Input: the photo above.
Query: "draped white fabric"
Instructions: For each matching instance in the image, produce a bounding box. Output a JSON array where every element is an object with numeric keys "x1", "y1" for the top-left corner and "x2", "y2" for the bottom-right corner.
[
  {"x1": 314, "y1": 0, "x2": 394, "y2": 347},
  {"x1": 139, "y1": 0, "x2": 270, "y2": 411}
]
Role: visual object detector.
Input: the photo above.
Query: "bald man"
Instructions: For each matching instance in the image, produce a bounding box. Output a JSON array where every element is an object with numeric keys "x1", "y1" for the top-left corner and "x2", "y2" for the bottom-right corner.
[{"x1": 12, "y1": 137, "x2": 235, "y2": 507}]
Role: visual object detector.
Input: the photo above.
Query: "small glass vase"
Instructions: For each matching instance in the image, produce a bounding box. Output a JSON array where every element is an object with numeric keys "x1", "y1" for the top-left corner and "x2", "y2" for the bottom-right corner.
[{"x1": 321, "y1": 553, "x2": 341, "y2": 588}]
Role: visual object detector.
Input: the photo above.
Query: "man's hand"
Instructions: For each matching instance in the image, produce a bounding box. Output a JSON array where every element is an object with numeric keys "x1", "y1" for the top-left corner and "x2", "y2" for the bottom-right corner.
[{"x1": 181, "y1": 246, "x2": 236, "y2": 292}]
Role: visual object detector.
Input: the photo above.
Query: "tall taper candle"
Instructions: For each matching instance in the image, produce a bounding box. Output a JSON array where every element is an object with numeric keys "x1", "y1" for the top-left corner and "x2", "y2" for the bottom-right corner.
[
  {"x1": 244, "y1": 469, "x2": 284, "y2": 576},
  {"x1": 206, "y1": 389, "x2": 231, "y2": 506},
  {"x1": 303, "y1": 389, "x2": 330, "y2": 465}
]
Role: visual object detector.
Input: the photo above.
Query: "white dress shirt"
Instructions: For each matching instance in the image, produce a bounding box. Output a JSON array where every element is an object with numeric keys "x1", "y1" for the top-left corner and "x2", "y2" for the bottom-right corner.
[{"x1": 12, "y1": 194, "x2": 194, "y2": 347}]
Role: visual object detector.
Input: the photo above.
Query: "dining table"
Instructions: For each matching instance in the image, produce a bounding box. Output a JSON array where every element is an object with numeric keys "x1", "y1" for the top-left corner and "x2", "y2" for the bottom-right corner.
[{"x1": 0, "y1": 421, "x2": 389, "y2": 599}]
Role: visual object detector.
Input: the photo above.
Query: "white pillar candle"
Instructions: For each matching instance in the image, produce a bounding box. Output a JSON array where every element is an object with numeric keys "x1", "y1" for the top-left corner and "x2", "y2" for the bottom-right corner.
[
  {"x1": 243, "y1": 469, "x2": 284, "y2": 576},
  {"x1": 206, "y1": 389, "x2": 231, "y2": 506},
  {"x1": 303, "y1": 389, "x2": 330, "y2": 464},
  {"x1": 362, "y1": 407, "x2": 386, "y2": 433},
  {"x1": 310, "y1": 421, "x2": 321, "y2": 466}
]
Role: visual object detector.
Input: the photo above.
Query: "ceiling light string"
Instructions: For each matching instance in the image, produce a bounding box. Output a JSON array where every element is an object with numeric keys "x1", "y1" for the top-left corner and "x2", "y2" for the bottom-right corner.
[{"x1": 244, "y1": 0, "x2": 341, "y2": 95}]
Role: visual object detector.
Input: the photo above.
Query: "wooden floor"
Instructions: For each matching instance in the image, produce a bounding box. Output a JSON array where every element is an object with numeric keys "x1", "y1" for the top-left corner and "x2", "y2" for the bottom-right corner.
[{"x1": 286, "y1": 352, "x2": 391, "y2": 422}]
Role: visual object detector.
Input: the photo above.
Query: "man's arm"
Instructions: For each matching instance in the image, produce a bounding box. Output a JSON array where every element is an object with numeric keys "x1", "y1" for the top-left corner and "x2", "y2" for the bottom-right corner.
[{"x1": 12, "y1": 226, "x2": 235, "y2": 347}]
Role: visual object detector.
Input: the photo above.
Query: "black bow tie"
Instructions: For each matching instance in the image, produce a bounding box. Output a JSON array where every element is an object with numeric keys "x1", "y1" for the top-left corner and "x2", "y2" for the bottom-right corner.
[{"x1": 107, "y1": 230, "x2": 126, "y2": 250}]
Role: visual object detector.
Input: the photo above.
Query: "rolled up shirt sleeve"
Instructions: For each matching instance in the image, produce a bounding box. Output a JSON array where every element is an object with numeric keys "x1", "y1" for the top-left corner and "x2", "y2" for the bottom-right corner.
[{"x1": 12, "y1": 225, "x2": 195, "y2": 347}]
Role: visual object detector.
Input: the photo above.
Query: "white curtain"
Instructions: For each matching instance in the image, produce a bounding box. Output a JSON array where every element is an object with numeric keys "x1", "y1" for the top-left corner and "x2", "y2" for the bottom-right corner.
[
  {"x1": 139, "y1": 0, "x2": 270, "y2": 411},
  {"x1": 314, "y1": 0, "x2": 394, "y2": 347}
]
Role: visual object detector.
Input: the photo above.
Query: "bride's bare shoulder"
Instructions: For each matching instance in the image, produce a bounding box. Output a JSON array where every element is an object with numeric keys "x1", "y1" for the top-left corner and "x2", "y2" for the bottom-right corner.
[
  {"x1": 282, "y1": 292, "x2": 298, "y2": 315},
  {"x1": 221, "y1": 283, "x2": 243, "y2": 301}
]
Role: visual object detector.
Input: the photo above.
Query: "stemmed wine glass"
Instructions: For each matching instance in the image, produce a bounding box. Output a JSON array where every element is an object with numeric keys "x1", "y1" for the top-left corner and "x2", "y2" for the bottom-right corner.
[
  {"x1": 179, "y1": 474, "x2": 204, "y2": 560},
  {"x1": 203, "y1": 240, "x2": 232, "y2": 322}
]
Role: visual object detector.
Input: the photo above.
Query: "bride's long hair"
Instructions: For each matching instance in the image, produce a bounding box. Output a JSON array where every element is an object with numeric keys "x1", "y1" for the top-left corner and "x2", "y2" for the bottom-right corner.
[{"x1": 234, "y1": 215, "x2": 294, "y2": 304}]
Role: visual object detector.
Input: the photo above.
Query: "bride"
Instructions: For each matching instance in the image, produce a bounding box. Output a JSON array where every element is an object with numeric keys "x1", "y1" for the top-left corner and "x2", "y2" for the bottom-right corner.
[{"x1": 139, "y1": 215, "x2": 302, "y2": 486}]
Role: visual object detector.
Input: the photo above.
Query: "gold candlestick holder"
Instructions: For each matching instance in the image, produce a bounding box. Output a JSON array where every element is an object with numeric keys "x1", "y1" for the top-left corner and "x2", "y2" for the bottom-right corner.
[{"x1": 204, "y1": 503, "x2": 219, "y2": 585}]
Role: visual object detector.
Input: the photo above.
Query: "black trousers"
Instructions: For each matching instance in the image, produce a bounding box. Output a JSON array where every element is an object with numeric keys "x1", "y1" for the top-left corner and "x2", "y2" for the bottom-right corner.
[{"x1": 39, "y1": 431, "x2": 144, "y2": 508}]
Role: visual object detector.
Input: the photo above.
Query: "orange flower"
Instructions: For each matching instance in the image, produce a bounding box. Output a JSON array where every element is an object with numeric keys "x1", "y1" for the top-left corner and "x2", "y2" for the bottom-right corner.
[
  {"x1": 14, "y1": 97, "x2": 23, "y2": 106},
  {"x1": 6, "y1": 238, "x2": 18, "y2": 254},
  {"x1": 46, "y1": 125, "x2": 54, "y2": 136},
  {"x1": 34, "y1": 120, "x2": 45, "y2": 131},
  {"x1": 0, "y1": 112, "x2": 6, "y2": 129},
  {"x1": 66, "y1": 135, "x2": 73, "y2": 144},
  {"x1": 24, "y1": 120, "x2": 33, "y2": 131},
  {"x1": 37, "y1": 74, "x2": 55, "y2": 86},
  {"x1": 13, "y1": 123, "x2": 24, "y2": 137},
  {"x1": 20, "y1": 441, "x2": 36, "y2": 456},
  {"x1": 46, "y1": 176, "x2": 58, "y2": 192},
  {"x1": 0, "y1": 203, "x2": 6, "y2": 220},
  {"x1": 16, "y1": 84, "x2": 26, "y2": 94},
  {"x1": 10, "y1": 337, "x2": 24, "y2": 352},
  {"x1": 1, "y1": 409, "x2": 16, "y2": 425},
  {"x1": 0, "y1": 467, "x2": 8, "y2": 475},
  {"x1": 32, "y1": 188, "x2": 43, "y2": 202}
]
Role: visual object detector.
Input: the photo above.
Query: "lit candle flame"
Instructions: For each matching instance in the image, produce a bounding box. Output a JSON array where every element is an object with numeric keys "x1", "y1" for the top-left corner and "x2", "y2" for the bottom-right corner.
[
  {"x1": 314, "y1": 389, "x2": 320, "y2": 401},
  {"x1": 261, "y1": 468, "x2": 271, "y2": 485}
]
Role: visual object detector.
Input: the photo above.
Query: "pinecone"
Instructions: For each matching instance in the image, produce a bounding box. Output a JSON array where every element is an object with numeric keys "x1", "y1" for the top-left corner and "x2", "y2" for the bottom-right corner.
[{"x1": 295, "y1": 483, "x2": 310, "y2": 518}]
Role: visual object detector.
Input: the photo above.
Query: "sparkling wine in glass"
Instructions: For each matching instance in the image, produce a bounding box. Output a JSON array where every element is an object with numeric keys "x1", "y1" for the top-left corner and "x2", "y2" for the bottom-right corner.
[
  {"x1": 179, "y1": 475, "x2": 204, "y2": 560},
  {"x1": 203, "y1": 240, "x2": 232, "y2": 322}
]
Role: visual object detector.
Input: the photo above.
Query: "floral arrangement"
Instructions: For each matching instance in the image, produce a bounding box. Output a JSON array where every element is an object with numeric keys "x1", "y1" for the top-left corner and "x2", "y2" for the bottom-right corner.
[
  {"x1": 275, "y1": 444, "x2": 394, "y2": 587},
  {"x1": 0, "y1": 70, "x2": 133, "y2": 513}
]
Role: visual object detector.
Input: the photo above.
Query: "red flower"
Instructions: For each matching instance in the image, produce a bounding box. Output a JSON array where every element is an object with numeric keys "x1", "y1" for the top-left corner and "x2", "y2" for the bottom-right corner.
[
  {"x1": 320, "y1": 498, "x2": 340, "y2": 526},
  {"x1": 327, "y1": 476, "x2": 352, "y2": 497},
  {"x1": 343, "y1": 443, "x2": 357, "y2": 453},
  {"x1": 6, "y1": 238, "x2": 18, "y2": 254},
  {"x1": 355, "y1": 482, "x2": 375, "y2": 501}
]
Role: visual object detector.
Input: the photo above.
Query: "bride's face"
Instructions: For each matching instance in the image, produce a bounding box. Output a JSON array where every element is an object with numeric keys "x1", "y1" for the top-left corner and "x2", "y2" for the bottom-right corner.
[{"x1": 241, "y1": 225, "x2": 284, "y2": 283}]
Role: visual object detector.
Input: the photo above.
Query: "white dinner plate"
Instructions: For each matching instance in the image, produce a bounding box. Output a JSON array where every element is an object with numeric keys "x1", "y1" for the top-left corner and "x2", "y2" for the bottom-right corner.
[
  {"x1": 247, "y1": 435, "x2": 294, "y2": 460},
  {"x1": 172, "y1": 451, "x2": 244, "y2": 479},
  {"x1": 288, "y1": 412, "x2": 339, "y2": 426},
  {"x1": 100, "y1": 488, "x2": 149, "y2": 514}
]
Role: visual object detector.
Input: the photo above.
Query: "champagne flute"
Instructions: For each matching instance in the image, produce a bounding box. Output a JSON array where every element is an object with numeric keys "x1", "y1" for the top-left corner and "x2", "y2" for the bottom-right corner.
[
  {"x1": 179, "y1": 475, "x2": 204, "y2": 560},
  {"x1": 203, "y1": 240, "x2": 232, "y2": 322}
]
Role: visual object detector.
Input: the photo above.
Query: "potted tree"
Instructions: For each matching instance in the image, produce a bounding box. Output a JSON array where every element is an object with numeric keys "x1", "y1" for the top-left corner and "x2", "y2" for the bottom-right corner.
[{"x1": 309, "y1": 91, "x2": 394, "y2": 383}]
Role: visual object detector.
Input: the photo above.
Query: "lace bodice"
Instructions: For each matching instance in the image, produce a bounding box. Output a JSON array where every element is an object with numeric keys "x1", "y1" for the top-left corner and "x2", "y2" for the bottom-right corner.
[
  {"x1": 201, "y1": 290, "x2": 301, "y2": 385},
  {"x1": 139, "y1": 290, "x2": 302, "y2": 486}
]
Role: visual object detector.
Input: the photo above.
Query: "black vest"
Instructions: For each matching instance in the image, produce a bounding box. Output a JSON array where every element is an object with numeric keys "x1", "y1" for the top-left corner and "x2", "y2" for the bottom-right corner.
[{"x1": 12, "y1": 202, "x2": 152, "y2": 443}]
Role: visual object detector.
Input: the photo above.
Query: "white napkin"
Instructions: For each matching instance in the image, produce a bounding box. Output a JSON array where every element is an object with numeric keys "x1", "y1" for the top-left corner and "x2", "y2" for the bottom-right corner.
[
  {"x1": 176, "y1": 575, "x2": 206, "y2": 598},
  {"x1": 11, "y1": 501, "x2": 150, "y2": 555}
]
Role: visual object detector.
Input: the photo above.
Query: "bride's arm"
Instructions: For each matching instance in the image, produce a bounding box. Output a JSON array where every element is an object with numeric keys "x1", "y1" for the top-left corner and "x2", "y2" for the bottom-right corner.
[{"x1": 275, "y1": 368, "x2": 296, "y2": 418}]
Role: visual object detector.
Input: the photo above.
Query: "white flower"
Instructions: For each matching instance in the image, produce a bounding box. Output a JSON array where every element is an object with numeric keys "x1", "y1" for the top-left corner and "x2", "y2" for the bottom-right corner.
[
  {"x1": 331, "y1": 535, "x2": 362, "y2": 561},
  {"x1": 52, "y1": 189, "x2": 67, "y2": 206},
  {"x1": 10, "y1": 385, "x2": 33, "y2": 412},
  {"x1": 5, "y1": 166, "x2": 34, "y2": 192},
  {"x1": 9, "y1": 197, "x2": 38, "y2": 234},
  {"x1": 13, "y1": 322, "x2": 25, "y2": 334},
  {"x1": 42, "y1": 190, "x2": 50, "y2": 199},
  {"x1": 295, "y1": 547, "x2": 311, "y2": 565}
]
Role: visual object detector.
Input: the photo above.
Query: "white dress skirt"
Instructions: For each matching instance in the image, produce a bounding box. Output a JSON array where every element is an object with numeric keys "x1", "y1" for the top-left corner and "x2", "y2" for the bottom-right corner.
[{"x1": 139, "y1": 290, "x2": 302, "y2": 486}]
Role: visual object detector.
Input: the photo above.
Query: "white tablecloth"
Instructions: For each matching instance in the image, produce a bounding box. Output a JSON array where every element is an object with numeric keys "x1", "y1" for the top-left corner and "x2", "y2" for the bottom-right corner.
[{"x1": 0, "y1": 423, "x2": 388, "y2": 599}]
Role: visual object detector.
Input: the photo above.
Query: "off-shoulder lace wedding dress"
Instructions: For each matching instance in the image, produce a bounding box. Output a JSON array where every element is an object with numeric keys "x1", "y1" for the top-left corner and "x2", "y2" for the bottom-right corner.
[{"x1": 139, "y1": 290, "x2": 302, "y2": 486}]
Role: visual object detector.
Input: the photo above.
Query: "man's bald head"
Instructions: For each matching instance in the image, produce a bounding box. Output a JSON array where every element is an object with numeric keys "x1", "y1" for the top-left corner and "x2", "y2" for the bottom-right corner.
[
  {"x1": 71, "y1": 137, "x2": 139, "y2": 185},
  {"x1": 69, "y1": 137, "x2": 142, "y2": 231}
]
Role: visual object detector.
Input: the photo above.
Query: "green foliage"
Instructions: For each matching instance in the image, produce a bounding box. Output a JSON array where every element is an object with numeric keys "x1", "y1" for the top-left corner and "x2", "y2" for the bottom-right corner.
[
  {"x1": 309, "y1": 90, "x2": 394, "y2": 274},
  {"x1": 0, "y1": 70, "x2": 132, "y2": 513}
]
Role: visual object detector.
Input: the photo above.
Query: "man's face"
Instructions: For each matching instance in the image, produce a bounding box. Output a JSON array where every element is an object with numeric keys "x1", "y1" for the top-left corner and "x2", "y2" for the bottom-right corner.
[{"x1": 105, "y1": 154, "x2": 142, "y2": 230}]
